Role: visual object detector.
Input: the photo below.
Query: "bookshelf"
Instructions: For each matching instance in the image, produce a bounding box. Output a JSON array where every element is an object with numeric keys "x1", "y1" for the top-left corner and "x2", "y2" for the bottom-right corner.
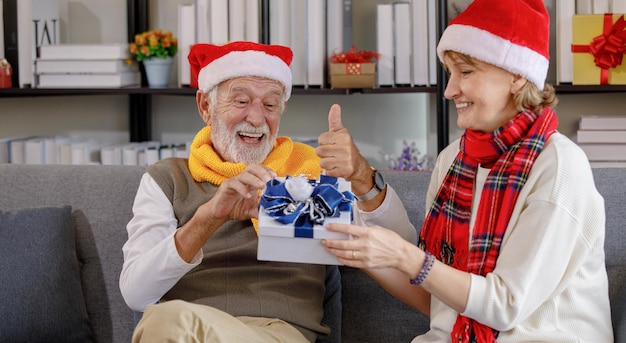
[{"x1": 1, "y1": 0, "x2": 626, "y2": 155}]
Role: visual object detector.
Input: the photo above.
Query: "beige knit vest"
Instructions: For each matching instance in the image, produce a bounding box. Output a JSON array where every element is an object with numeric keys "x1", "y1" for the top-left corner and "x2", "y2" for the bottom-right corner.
[{"x1": 147, "y1": 158, "x2": 329, "y2": 342}]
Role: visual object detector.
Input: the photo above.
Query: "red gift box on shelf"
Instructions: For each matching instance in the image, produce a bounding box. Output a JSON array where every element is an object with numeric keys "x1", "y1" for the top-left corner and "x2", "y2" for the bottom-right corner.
[
  {"x1": 328, "y1": 46, "x2": 379, "y2": 89},
  {"x1": 571, "y1": 14, "x2": 626, "y2": 85},
  {"x1": 0, "y1": 59, "x2": 11, "y2": 88}
]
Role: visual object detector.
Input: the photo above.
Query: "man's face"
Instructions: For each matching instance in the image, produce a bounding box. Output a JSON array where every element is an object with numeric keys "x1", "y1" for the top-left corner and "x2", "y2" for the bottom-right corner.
[{"x1": 209, "y1": 77, "x2": 285, "y2": 165}]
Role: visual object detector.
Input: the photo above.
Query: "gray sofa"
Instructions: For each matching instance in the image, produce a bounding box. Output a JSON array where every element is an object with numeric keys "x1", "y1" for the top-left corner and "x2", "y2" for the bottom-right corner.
[{"x1": 0, "y1": 164, "x2": 624, "y2": 342}]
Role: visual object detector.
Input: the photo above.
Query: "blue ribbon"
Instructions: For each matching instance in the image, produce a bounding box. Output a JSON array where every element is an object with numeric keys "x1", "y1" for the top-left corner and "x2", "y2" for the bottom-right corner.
[{"x1": 259, "y1": 175, "x2": 354, "y2": 238}]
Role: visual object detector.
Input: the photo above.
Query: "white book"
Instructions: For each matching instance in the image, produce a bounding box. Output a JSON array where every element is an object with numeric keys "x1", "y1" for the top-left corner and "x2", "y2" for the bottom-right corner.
[
  {"x1": 377, "y1": 4, "x2": 394, "y2": 86},
  {"x1": 269, "y1": 0, "x2": 291, "y2": 46},
  {"x1": 427, "y1": 0, "x2": 437, "y2": 85},
  {"x1": 9, "y1": 137, "x2": 32, "y2": 164},
  {"x1": 579, "y1": 116, "x2": 626, "y2": 130},
  {"x1": 611, "y1": 0, "x2": 626, "y2": 12},
  {"x1": 210, "y1": 0, "x2": 229, "y2": 44},
  {"x1": 576, "y1": 0, "x2": 592, "y2": 14},
  {"x1": 592, "y1": 0, "x2": 609, "y2": 13},
  {"x1": 178, "y1": 3, "x2": 195, "y2": 87},
  {"x1": 24, "y1": 136, "x2": 51, "y2": 164},
  {"x1": 39, "y1": 44, "x2": 130, "y2": 60},
  {"x1": 411, "y1": 0, "x2": 429, "y2": 86},
  {"x1": 393, "y1": 2, "x2": 411, "y2": 86},
  {"x1": 306, "y1": 0, "x2": 325, "y2": 87},
  {"x1": 195, "y1": 0, "x2": 211, "y2": 43},
  {"x1": 578, "y1": 143, "x2": 626, "y2": 161},
  {"x1": 159, "y1": 145, "x2": 175, "y2": 159},
  {"x1": 326, "y1": 0, "x2": 343, "y2": 60},
  {"x1": 17, "y1": 0, "x2": 32, "y2": 87},
  {"x1": 290, "y1": 0, "x2": 306, "y2": 86},
  {"x1": 0, "y1": 136, "x2": 35, "y2": 164},
  {"x1": 38, "y1": 72, "x2": 141, "y2": 88},
  {"x1": 245, "y1": 0, "x2": 260, "y2": 42},
  {"x1": 577, "y1": 130, "x2": 626, "y2": 144},
  {"x1": 71, "y1": 140, "x2": 101, "y2": 165},
  {"x1": 556, "y1": 0, "x2": 575, "y2": 84},
  {"x1": 229, "y1": 0, "x2": 246, "y2": 42},
  {"x1": 100, "y1": 144, "x2": 124, "y2": 165},
  {"x1": 35, "y1": 59, "x2": 138, "y2": 74}
]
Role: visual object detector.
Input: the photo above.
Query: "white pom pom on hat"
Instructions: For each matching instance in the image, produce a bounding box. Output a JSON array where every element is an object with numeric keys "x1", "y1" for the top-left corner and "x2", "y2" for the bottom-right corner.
[
  {"x1": 436, "y1": 0, "x2": 550, "y2": 89},
  {"x1": 188, "y1": 41, "x2": 294, "y2": 100}
]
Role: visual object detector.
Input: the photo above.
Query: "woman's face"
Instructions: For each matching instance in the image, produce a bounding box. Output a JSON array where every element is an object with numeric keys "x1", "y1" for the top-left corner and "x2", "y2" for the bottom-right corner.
[{"x1": 443, "y1": 53, "x2": 524, "y2": 132}]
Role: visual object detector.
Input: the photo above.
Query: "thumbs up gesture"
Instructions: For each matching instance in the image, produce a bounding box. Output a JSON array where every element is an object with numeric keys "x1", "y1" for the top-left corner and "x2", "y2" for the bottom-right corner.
[{"x1": 316, "y1": 104, "x2": 369, "y2": 182}]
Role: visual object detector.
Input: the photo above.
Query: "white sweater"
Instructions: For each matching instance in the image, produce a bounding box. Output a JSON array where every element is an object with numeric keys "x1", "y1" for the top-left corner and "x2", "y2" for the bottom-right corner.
[{"x1": 413, "y1": 133, "x2": 614, "y2": 342}]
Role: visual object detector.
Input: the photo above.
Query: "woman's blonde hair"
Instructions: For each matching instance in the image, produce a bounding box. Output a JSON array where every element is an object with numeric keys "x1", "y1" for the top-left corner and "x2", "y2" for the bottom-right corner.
[{"x1": 445, "y1": 51, "x2": 558, "y2": 114}]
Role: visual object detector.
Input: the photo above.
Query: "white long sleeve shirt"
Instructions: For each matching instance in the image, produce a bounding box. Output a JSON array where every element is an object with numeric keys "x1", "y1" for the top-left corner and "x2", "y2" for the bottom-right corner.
[
  {"x1": 413, "y1": 133, "x2": 613, "y2": 342},
  {"x1": 119, "y1": 176, "x2": 417, "y2": 312}
]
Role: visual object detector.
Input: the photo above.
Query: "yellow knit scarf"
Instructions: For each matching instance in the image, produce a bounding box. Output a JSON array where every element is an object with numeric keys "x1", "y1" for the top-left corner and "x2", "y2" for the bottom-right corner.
[{"x1": 188, "y1": 126, "x2": 322, "y2": 233}]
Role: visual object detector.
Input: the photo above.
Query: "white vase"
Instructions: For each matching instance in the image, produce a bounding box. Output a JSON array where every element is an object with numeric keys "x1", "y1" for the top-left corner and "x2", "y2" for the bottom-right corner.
[{"x1": 143, "y1": 57, "x2": 173, "y2": 88}]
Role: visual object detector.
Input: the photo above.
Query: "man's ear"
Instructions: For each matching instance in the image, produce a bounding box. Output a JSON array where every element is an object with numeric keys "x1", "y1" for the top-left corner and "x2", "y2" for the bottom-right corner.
[
  {"x1": 511, "y1": 75, "x2": 528, "y2": 93},
  {"x1": 196, "y1": 91, "x2": 211, "y2": 124}
]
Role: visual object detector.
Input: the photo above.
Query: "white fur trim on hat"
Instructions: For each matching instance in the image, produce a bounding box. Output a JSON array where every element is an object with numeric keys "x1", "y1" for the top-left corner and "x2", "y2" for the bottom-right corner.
[
  {"x1": 437, "y1": 24, "x2": 549, "y2": 89},
  {"x1": 197, "y1": 50, "x2": 293, "y2": 100}
]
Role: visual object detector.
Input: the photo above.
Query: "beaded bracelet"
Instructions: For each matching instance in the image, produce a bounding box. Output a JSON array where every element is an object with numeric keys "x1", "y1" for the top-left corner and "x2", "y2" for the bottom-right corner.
[{"x1": 410, "y1": 251, "x2": 436, "y2": 285}]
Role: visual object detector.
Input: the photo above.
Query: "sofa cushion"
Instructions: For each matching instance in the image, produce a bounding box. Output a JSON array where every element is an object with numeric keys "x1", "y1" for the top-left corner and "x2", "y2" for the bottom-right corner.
[{"x1": 0, "y1": 205, "x2": 93, "y2": 342}]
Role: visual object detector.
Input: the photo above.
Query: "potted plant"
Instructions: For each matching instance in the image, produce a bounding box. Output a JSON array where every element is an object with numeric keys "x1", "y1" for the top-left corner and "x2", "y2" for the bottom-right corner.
[{"x1": 129, "y1": 29, "x2": 178, "y2": 88}]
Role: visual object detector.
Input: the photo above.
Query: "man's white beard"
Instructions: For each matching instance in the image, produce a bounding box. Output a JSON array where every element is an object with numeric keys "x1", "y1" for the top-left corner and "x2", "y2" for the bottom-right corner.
[{"x1": 211, "y1": 118, "x2": 274, "y2": 165}]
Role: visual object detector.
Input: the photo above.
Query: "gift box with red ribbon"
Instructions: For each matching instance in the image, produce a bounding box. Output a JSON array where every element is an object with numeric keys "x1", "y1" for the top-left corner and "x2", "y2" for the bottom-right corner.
[
  {"x1": 257, "y1": 175, "x2": 353, "y2": 265},
  {"x1": 0, "y1": 59, "x2": 12, "y2": 88},
  {"x1": 571, "y1": 14, "x2": 626, "y2": 85},
  {"x1": 328, "y1": 46, "x2": 379, "y2": 89}
]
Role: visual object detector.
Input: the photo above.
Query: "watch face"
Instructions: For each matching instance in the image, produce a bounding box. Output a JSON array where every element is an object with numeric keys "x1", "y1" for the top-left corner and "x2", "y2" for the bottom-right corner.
[{"x1": 374, "y1": 170, "x2": 385, "y2": 190}]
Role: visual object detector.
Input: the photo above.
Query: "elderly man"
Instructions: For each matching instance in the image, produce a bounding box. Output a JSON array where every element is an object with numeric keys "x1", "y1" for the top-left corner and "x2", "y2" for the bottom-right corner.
[{"x1": 119, "y1": 41, "x2": 417, "y2": 343}]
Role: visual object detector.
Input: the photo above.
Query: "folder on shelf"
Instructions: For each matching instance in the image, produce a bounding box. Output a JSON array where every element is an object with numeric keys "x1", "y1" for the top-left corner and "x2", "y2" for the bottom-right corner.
[
  {"x1": 376, "y1": 3, "x2": 394, "y2": 87},
  {"x1": 178, "y1": 3, "x2": 195, "y2": 87},
  {"x1": 393, "y1": 2, "x2": 411, "y2": 86},
  {"x1": 306, "y1": 0, "x2": 326, "y2": 87},
  {"x1": 411, "y1": 0, "x2": 429, "y2": 87}
]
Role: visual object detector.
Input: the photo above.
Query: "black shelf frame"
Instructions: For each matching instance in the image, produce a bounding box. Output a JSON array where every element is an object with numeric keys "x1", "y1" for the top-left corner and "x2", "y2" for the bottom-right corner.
[{"x1": 3, "y1": 0, "x2": 626, "y2": 147}]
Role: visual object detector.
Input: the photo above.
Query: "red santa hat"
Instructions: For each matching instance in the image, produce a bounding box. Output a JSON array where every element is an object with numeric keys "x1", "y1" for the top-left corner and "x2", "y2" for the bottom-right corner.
[
  {"x1": 188, "y1": 41, "x2": 293, "y2": 99},
  {"x1": 437, "y1": 0, "x2": 550, "y2": 89}
]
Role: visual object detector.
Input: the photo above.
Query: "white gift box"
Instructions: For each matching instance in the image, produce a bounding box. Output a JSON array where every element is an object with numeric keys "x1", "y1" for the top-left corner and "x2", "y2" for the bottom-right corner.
[{"x1": 257, "y1": 176, "x2": 353, "y2": 265}]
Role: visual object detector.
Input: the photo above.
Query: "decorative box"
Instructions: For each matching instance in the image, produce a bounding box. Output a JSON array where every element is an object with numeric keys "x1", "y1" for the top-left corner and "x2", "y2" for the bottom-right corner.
[
  {"x1": 571, "y1": 14, "x2": 626, "y2": 85},
  {"x1": 0, "y1": 59, "x2": 11, "y2": 88},
  {"x1": 329, "y1": 63, "x2": 376, "y2": 89},
  {"x1": 257, "y1": 175, "x2": 354, "y2": 265}
]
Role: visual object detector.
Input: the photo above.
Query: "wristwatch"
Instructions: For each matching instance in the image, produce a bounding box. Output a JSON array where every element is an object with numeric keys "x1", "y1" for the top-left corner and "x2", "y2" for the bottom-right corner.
[{"x1": 355, "y1": 167, "x2": 386, "y2": 202}]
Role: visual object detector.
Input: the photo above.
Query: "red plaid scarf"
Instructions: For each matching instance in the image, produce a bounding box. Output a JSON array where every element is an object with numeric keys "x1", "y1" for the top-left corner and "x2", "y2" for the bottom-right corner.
[{"x1": 418, "y1": 107, "x2": 558, "y2": 342}]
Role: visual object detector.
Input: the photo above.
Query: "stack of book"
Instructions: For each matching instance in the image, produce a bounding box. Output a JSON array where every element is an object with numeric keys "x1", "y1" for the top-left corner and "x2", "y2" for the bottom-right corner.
[
  {"x1": 34, "y1": 43, "x2": 140, "y2": 88},
  {"x1": 576, "y1": 115, "x2": 626, "y2": 168}
]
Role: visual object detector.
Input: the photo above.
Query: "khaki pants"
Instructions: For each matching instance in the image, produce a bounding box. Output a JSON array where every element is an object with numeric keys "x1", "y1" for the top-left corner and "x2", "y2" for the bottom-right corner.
[{"x1": 133, "y1": 300, "x2": 310, "y2": 343}]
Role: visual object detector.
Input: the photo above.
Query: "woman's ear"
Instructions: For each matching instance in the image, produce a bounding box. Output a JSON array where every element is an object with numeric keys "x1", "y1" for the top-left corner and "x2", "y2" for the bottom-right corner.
[
  {"x1": 196, "y1": 91, "x2": 211, "y2": 124},
  {"x1": 511, "y1": 75, "x2": 528, "y2": 93}
]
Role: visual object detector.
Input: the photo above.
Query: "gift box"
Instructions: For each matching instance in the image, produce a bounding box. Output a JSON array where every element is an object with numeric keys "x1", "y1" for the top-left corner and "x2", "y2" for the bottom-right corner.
[
  {"x1": 328, "y1": 46, "x2": 379, "y2": 89},
  {"x1": 0, "y1": 59, "x2": 11, "y2": 88},
  {"x1": 571, "y1": 14, "x2": 626, "y2": 85},
  {"x1": 257, "y1": 175, "x2": 354, "y2": 265},
  {"x1": 329, "y1": 63, "x2": 376, "y2": 89}
]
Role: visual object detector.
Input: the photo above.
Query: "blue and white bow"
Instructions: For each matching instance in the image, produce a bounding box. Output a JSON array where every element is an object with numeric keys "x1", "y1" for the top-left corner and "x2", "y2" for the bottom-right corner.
[{"x1": 260, "y1": 175, "x2": 354, "y2": 238}]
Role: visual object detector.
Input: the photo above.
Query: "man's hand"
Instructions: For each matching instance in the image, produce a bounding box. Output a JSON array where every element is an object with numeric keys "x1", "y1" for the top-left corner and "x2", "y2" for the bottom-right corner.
[
  {"x1": 316, "y1": 104, "x2": 369, "y2": 182},
  {"x1": 202, "y1": 164, "x2": 276, "y2": 224},
  {"x1": 175, "y1": 164, "x2": 276, "y2": 262}
]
